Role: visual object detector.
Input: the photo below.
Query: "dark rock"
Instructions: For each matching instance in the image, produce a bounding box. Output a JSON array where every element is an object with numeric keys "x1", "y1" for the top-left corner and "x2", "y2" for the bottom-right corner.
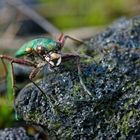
[
  {"x1": 15, "y1": 17, "x2": 140, "y2": 140},
  {"x1": 0, "y1": 127, "x2": 38, "y2": 140}
]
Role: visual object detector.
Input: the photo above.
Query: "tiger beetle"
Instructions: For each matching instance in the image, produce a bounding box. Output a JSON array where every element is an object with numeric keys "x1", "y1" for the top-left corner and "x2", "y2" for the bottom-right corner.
[{"x1": 0, "y1": 34, "x2": 92, "y2": 112}]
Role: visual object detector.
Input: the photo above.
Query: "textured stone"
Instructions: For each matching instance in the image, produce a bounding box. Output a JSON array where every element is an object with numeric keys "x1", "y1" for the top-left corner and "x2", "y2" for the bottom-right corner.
[{"x1": 15, "y1": 16, "x2": 140, "y2": 140}]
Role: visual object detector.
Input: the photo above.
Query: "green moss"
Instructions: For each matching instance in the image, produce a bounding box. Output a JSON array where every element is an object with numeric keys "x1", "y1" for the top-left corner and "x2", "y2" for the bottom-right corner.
[
  {"x1": 124, "y1": 93, "x2": 140, "y2": 110},
  {"x1": 51, "y1": 122, "x2": 62, "y2": 130},
  {"x1": 118, "y1": 110, "x2": 135, "y2": 136},
  {"x1": 62, "y1": 105, "x2": 73, "y2": 114},
  {"x1": 73, "y1": 84, "x2": 81, "y2": 93}
]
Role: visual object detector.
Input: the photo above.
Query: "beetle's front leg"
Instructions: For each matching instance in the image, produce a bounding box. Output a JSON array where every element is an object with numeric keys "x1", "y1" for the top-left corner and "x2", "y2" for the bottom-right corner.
[
  {"x1": 0, "y1": 54, "x2": 37, "y2": 94},
  {"x1": 29, "y1": 67, "x2": 45, "y2": 95},
  {"x1": 29, "y1": 67, "x2": 58, "y2": 114},
  {"x1": 0, "y1": 55, "x2": 36, "y2": 67}
]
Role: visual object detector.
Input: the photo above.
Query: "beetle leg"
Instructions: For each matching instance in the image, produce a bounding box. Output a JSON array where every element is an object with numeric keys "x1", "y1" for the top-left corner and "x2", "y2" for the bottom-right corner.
[
  {"x1": 62, "y1": 54, "x2": 92, "y2": 96},
  {"x1": 0, "y1": 54, "x2": 37, "y2": 95},
  {"x1": 0, "y1": 55, "x2": 36, "y2": 67},
  {"x1": 29, "y1": 67, "x2": 48, "y2": 98},
  {"x1": 58, "y1": 34, "x2": 85, "y2": 47},
  {"x1": 58, "y1": 33, "x2": 64, "y2": 42},
  {"x1": 29, "y1": 67, "x2": 45, "y2": 95},
  {"x1": 29, "y1": 67, "x2": 57, "y2": 113},
  {"x1": 75, "y1": 56, "x2": 92, "y2": 97}
]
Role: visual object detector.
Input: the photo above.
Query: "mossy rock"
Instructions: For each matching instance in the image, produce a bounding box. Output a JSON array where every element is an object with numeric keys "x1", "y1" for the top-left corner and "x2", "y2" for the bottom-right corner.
[{"x1": 15, "y1": 16, "x2": 140, "y2": 140}]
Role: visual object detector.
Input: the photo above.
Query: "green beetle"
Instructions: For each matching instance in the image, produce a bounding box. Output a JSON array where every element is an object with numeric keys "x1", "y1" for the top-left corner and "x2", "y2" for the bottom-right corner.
[
  {"x1": 15, "y1": 38, "x2": 63, "y2": 66},
  {"x1": 15, "y1": 34, "x2": 84, "y2": 66},
  {"x1": 0, "y1": 34, "x2": 84, "y2": 91},
  {"x1": 0, "y1": 34, "x2": 92, "y2": 109}
]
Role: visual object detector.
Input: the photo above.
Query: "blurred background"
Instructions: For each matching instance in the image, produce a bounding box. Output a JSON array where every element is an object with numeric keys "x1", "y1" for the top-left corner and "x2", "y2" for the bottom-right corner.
[{"x1": 0, "y1": 0, "x2": 139, "y2": 135}]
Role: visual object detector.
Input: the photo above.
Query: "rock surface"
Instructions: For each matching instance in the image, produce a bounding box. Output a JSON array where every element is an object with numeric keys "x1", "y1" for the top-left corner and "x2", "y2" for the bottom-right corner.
[
  {"x1": 0, "y1": 127, "x2": 38, "y2": 140},
  {"x1": 15, "y1": 16, "x2": 140, "y2": 140}
]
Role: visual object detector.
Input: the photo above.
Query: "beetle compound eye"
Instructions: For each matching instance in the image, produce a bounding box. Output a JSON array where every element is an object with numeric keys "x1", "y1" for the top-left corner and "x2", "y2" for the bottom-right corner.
[
  {"x1": 36, "y1": 45, "x2": 45, "y2": 54},
  {"x1": 26, "y1": 47, "x2": 32, "y2": 53}
]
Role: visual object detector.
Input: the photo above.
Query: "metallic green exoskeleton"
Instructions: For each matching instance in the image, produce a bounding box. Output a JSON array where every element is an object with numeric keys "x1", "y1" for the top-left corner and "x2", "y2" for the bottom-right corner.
[{"x1": 15, "y1": 38, "x2": 62, "y2": 57}]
